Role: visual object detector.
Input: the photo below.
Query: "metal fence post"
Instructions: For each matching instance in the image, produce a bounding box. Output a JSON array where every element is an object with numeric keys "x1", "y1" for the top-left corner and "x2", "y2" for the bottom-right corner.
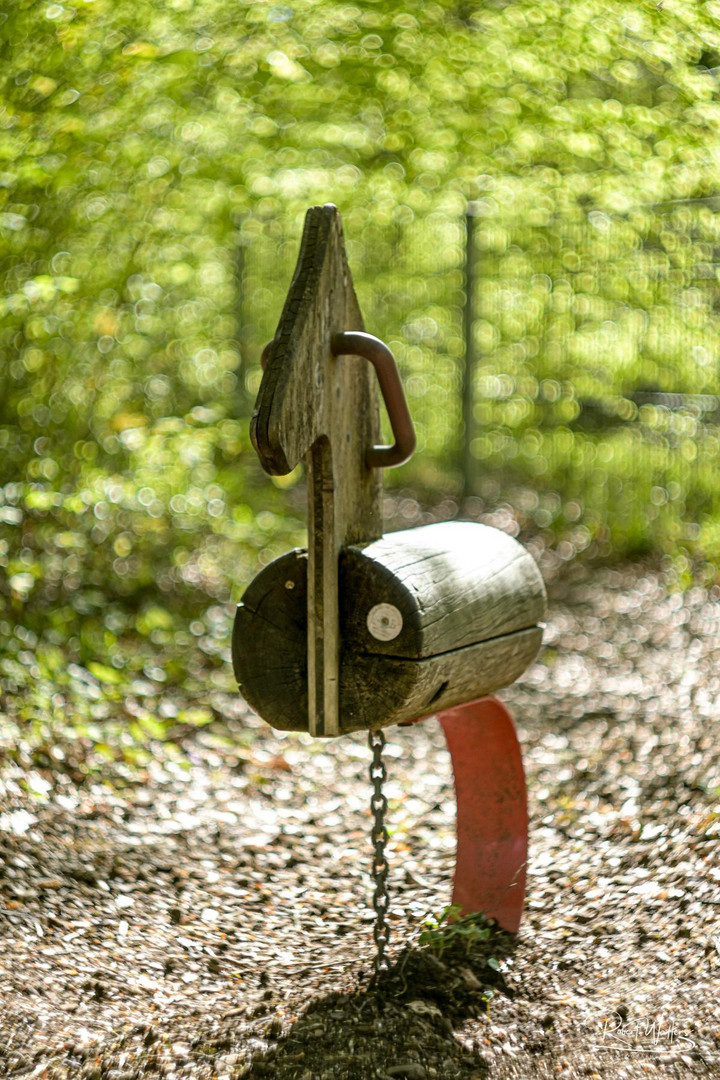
[{"x1": 462, "y1": 203, "x2": 479, "y2": 501}]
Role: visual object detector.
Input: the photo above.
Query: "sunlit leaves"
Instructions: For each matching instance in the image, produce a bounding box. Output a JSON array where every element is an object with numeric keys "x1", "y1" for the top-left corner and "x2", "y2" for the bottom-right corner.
[{"x1": 2, "y1": 0, "x2": 720, "y2": 621}]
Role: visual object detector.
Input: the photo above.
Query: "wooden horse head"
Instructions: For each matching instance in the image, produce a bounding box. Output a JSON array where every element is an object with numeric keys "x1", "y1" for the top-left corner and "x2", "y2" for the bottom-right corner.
[{"x1": 250, "y1": 204, "x2": 415, "y2": 736}]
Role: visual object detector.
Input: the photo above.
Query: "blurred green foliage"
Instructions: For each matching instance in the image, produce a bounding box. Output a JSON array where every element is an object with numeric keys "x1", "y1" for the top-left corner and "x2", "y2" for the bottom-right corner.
[
  {"x1": 465, "y1": 207, "x2": 720, "y2": 561},
  {"x1": 2, "y1": 0, "x2": 720, "y2": 767}
]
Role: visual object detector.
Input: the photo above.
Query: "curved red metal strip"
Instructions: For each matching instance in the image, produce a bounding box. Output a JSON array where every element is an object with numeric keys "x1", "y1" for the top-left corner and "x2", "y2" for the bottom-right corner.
[{"x1": 437, "y1": 696, "x2": 528, "y2": 933}]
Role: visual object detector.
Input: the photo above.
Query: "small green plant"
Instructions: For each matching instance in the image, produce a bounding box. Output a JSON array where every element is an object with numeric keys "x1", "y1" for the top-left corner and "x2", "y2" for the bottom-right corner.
[{"x1": 418, "y1": 905, "x2": 494, "y2": 959}]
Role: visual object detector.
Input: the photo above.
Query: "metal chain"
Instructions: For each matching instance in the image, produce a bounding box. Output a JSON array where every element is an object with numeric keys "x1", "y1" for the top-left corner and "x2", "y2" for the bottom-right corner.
[{"x1": 368, "y1": 727, "x2": 390, "y2": 975}]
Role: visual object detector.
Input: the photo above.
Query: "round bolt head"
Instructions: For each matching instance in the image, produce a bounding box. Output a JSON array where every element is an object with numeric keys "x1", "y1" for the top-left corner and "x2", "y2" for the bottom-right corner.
[{"x1": 367, "y1": 603, "x2": 403, "y2": 642}]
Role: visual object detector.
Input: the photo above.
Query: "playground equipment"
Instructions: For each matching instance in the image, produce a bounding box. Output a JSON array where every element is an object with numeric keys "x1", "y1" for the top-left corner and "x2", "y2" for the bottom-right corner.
[{"x1": 233, "y1": 204, "x2": 546, "y2": 970}]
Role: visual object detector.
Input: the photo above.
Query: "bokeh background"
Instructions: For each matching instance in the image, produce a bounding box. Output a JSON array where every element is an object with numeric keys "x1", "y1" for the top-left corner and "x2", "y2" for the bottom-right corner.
[{"x1": 2, "y1": 0, "x2": 720, "y2": 763}]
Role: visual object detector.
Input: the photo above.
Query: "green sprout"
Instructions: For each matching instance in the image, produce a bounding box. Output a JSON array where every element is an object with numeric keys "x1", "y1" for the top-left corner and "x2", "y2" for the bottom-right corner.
[{"x1": 418, "y1": 905, "x2": 494, "y2": 959}]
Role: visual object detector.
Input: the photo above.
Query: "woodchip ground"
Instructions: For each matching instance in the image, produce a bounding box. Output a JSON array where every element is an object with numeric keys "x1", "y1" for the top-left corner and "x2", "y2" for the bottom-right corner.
[{"x1": 1, "y1": 557, "x2": 719, "y2": 1079}]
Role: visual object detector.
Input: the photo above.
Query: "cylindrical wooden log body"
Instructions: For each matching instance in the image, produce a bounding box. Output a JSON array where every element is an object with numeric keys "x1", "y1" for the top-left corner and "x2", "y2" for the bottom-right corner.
[{"x1": 233, "y1": 521, "x2": 546, "y2": 735}]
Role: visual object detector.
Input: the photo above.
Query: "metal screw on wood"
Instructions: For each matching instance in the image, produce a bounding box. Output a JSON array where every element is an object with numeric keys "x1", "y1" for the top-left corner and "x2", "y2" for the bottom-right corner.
[{"x1": 233, "y1": 203, "x2": 548, "y2": 973}]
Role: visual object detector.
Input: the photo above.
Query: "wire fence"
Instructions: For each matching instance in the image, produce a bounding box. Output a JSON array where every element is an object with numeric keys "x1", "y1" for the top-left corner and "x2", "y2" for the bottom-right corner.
[{"x1": 237, "y1": 199, "x2": 720, "y2": 556}]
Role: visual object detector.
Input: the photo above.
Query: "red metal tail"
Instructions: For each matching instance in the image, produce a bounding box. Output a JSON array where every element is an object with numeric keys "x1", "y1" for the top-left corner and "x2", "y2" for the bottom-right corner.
[{"x1": 438, "y1": 696, "x2": 528, "y2": 933}]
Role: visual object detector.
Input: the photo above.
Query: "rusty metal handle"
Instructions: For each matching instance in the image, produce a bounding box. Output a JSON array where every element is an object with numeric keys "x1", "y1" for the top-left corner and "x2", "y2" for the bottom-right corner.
[
  {"x1": 260, "y1": 332, "x2": 416, "y2": 469},
  {"x1": 331, "y1": 331, "x2": 416, "y2": 469}
]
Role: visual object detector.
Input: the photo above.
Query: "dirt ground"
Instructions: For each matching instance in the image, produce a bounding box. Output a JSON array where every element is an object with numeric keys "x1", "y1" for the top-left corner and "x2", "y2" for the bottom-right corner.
[{"x1": 1, "y1": 557, "x2": 719, "y2": 1079}]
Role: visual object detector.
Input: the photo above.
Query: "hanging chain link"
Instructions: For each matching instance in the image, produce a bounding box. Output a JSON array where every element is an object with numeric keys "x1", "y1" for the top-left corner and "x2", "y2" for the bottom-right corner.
[{"x1": 368, "y1": 727, "x2": 390, "y2": 975}]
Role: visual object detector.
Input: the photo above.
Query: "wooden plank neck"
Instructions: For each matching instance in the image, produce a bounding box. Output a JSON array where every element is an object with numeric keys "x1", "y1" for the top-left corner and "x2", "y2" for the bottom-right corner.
[{"x1": 307, "y1": 438, "x2": 340, "y2": 736}]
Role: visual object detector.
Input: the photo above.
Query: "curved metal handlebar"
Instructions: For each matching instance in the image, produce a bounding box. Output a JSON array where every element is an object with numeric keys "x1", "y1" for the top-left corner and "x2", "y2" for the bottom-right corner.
[
  {"x1": 260, "y1": 332, "x2": 416, "y2": 470},
  {"x1": 331, "y1": 331, "x2": 416, "y2": 470}
]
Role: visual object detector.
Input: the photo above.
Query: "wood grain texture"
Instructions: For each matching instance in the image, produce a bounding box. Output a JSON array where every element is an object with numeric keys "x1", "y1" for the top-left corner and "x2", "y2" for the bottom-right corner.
[
  {"x1": 341, "y1": 521, "x2": 547, "y2": 659},
  {"x1": 233, "y1": 548, "x2": 309, "y2": 733},
  {"x1": 232, "y1": 523, "x2": 546, "y2": 736},
  {"x1": 340, "y1": 626, "x2": 544, "y2": 733},
  {"x1": 249, "y1": 204, "x2": 383, "y2": 736},
  {"x1": 250, "y1": 203, "x2": 382, "y2": 542}
]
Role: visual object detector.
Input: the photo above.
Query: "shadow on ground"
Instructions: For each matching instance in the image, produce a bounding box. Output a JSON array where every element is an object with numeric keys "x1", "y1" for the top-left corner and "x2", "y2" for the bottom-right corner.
[{"x1": 214, "y1": 928, "x2": 519, "y2": 1080}]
